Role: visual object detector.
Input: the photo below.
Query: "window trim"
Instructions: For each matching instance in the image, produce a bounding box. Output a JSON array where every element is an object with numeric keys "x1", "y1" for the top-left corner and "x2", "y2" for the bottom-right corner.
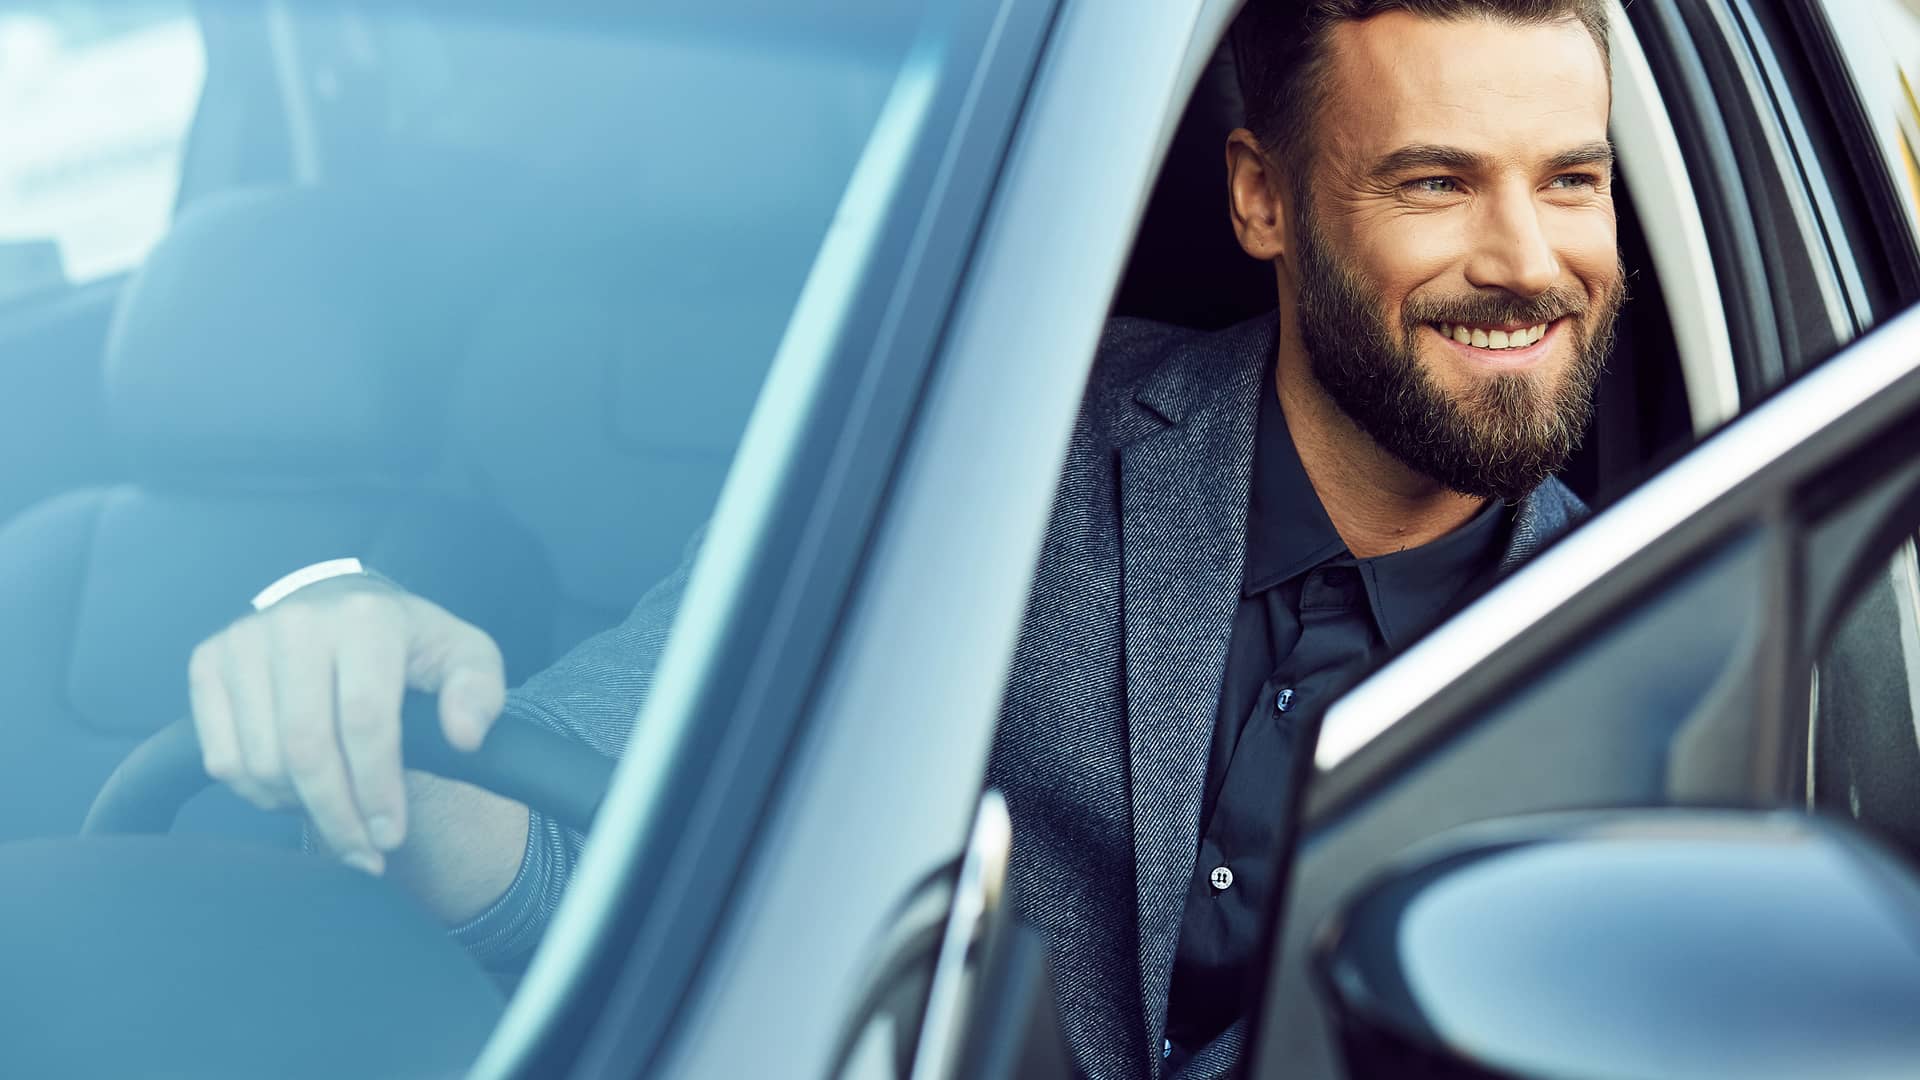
[
  {"x1": 1628, "y1": 0, "x2": 1792, "y2": 396},
  {"x1": 1606, "y1": 0, "x2": 1741, "y2": 435}
]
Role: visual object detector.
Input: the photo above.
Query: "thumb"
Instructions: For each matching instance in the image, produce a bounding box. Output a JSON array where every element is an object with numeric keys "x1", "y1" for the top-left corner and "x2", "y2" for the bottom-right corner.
[
  {"x1": 400, "y1": 599, "x2": 508, "y2": 752},
  {"x1": 438, "y1": 666, "x2": 507, "y2": 752}
]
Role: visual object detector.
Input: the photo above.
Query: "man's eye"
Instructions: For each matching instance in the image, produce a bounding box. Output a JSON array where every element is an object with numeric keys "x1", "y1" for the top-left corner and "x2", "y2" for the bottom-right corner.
[
  {"x1": 1406, "y1": 177, "x2": 1460, "y2": 195},
  {"x1": 1549, "y1": 173, "x2": 1600, "y2": 189}
]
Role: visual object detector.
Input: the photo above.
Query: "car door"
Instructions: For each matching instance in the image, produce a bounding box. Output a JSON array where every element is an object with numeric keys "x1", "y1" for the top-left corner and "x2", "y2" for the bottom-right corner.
[{"x1": 1244, "y1": 294, "x2": 1920, "y2": 1080}]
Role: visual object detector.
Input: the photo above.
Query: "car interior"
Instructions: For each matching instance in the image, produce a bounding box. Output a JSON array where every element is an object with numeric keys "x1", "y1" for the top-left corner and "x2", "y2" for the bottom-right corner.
[
  {"x1": 0, "y1": 4, "x2": 912, "y2": 1075},
  {"x1": 0, "y1": 5, "x2": 915, "y2": 854}
]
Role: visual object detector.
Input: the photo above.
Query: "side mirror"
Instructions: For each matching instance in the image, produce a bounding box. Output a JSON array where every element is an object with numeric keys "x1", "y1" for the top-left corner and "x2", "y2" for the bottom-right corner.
[{"x1": 1315, "y1": 810, "x2": 1920, "y2": 1080}]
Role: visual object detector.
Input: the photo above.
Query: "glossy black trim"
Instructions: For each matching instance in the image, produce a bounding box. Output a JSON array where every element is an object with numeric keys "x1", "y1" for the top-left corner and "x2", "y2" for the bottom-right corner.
[
  {"x1": 1628, "y1": 0, "x2": 1788, "y2": 397},
  {"x1": 1679, "y1": 0, "x2": 1853, "y2": 369},
  {"x1": 1719, "y1": 0, "x2": 1874, "y2": 334},
  {"x1": 498, "y1": 3, "x2": 1064, "y2": 1077}
]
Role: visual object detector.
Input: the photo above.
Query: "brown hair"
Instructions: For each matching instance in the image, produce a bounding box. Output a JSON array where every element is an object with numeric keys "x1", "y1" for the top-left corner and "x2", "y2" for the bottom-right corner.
[{"x1": 1232, "y1": 0, "x2": 1611, "y2": 194}]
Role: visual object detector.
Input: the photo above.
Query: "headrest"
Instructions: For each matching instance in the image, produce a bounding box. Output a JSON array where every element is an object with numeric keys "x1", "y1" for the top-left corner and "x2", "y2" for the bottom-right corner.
[{"x1": 104, "y1": 188, "x2": 463, "y2": 480}]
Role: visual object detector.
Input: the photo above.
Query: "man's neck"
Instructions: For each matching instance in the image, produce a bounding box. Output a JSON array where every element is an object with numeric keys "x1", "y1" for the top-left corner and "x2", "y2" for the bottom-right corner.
[{"x1": 1273, "y1": 352, "x2": 1487, "y2": 560}]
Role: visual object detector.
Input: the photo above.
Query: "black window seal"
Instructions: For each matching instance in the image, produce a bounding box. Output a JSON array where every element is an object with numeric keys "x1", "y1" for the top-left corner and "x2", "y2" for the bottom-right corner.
[{"x1": 1627, "y1": 0, "x2": 1789, "y2": 398}]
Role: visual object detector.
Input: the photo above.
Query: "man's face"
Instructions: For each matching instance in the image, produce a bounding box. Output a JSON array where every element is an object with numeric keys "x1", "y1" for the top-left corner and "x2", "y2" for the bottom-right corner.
[{"x1": 1284, "y1": 12, "x2": 1623, "y2": 501}]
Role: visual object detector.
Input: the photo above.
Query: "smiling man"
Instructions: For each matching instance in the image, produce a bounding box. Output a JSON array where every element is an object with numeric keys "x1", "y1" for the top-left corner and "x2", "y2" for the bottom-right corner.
[
  {"x1": 184, "y1": 1, "x2": 1621, "y2": 1077},
  {"x1": 986, "y1": 1, "x2": 1623, "y2": 1076}
]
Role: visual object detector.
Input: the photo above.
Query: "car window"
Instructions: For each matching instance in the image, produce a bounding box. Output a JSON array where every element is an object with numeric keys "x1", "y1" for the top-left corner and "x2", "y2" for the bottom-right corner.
[
  {"x1": 0, "y1": 2, "x2": 994, "y2": 1076},
  {"x1": 0, "y1": 1, "x2": 204, "y2": 300}
]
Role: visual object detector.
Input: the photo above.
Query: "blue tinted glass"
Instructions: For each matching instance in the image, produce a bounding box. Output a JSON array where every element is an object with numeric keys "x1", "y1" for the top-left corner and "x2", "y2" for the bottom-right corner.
[{"x1": 0, "y1": 1, "x2": 966, "y2": 1073}]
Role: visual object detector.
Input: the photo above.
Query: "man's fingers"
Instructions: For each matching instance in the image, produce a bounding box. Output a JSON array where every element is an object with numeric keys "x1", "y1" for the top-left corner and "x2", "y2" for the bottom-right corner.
[
  {"x1": 184, "y1": 582, "x2": 508, "y2": 877},
  {"x1": 221, "y1": 620, "x2": 294, "y2": 809},
  {"x1": 335, "y1": 625, "x2": 409, "y2": 852},
  {"x1": 269, "y1": 614, "x2": 383, "y2": 873},
  {"x1": 438, "y1": 664, "x2": 507, "y2": 752},
  {"x1": 399, "y1": 601, "x2": 507, "y2": 751},
  {"x1": 188, "y1": 640, "x2": 270, "y2": 807}
]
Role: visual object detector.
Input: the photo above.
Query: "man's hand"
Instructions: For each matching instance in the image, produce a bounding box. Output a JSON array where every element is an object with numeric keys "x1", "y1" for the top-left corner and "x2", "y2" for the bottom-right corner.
[{"x1": 186, "y1": 576, "x2": 507, "y2": 876}]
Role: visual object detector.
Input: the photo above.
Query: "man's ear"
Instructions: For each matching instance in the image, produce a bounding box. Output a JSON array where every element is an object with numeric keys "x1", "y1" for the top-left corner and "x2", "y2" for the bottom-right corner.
[{"x1": 1226, "y1": 128, "x2": 1291, "y2": 262}]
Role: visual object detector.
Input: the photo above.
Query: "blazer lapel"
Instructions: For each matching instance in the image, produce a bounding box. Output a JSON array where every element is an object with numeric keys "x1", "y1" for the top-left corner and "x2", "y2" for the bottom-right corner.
[
  {"x1": 1118, "y1": 314, "x2": 1273, "y2": 1052},
  {"x1": 1499, "y1": 475, "x2": 1586, "y2": 575}
]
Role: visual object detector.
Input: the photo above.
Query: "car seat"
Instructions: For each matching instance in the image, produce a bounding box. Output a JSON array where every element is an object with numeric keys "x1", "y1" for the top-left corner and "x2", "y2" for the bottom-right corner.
[{"x1": 0, "y1": 187, "x2": 559, "y2": 846}]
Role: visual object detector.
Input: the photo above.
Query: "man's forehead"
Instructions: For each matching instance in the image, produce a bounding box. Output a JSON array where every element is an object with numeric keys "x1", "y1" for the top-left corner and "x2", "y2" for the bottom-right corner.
[{"x1": 1319, "y1": 11, "x2": 1610, "y2": 162}]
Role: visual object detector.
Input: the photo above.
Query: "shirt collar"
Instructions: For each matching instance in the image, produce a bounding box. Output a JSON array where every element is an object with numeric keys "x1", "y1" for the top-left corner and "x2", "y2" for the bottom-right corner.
[
  {"x1": 1241, "y1": 368, "x2": 1347, "y2": 595},
  {"x1": 1357, "y1": 496, "x2": 1506, "y2": 646},
  {"x1": 1241, "y1": 365, "x2": 1510, "y2": 647}
]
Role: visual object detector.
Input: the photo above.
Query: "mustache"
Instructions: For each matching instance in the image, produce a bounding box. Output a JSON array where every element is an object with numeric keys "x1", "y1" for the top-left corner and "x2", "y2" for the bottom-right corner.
[{"x1": 1402, "y1": 286, "x2": 1587, "y2": 329}]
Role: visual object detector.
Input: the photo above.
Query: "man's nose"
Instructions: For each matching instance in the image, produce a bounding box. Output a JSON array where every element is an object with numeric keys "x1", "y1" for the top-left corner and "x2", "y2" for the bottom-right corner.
[{"x1": 1463, "y1": 187, "x2": 1560, "y2": 298}]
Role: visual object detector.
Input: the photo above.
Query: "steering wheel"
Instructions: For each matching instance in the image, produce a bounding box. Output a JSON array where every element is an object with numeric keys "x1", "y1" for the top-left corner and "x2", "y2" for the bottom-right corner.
[
  {"x1": 81, "y1": 692, "x2": 613, "y2": 836},
  {"x1": 0, "y1": 696, "x2": 616, "y2": 1079}
]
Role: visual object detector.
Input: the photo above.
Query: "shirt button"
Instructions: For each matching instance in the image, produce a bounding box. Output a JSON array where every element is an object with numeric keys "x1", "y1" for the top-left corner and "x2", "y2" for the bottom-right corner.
[
  {"x1": 1275, "y1": 688, "x2": 1296, "y2": 714},
  {"x1": 1209, "y1": 865, "x2": 1234, "y2": 891}
]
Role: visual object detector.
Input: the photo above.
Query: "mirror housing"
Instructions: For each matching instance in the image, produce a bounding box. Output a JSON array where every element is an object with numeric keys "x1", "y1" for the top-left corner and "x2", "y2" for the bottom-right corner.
[{"x1": 1315, "y1": 810, "x2": 1920, "y2": 1080}]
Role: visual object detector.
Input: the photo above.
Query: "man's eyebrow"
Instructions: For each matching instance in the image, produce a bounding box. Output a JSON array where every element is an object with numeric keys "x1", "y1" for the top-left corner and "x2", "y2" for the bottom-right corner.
[
  {"x1": 1367, "y1": 140, "x2": 1617, "y2": 179},
  {"x1": 1543, "y1": 141, "x2": 1615, "y2": 173},
  {"x1": 1367, "y1": 144, "x2": 1486, "y2": 179}
]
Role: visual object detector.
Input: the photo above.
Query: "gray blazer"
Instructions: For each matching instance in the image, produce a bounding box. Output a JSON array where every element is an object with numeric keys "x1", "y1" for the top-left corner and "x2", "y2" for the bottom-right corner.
[
  {"x1": 456, "y1": 312, "x2": 1587, "y2": 1079},
  {"x1": 986, "y1": 312, "x2": 1586, "y2": 1079}
]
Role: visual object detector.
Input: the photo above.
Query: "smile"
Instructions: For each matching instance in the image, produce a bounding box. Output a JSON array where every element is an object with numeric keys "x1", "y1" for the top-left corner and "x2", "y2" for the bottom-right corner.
[
  {"x1": 1428, "y1": 318, "x2": 1564, "y2": 368},
  {"x1": 1432, "y1": 320, "x2": 1550, "y2": 350}
]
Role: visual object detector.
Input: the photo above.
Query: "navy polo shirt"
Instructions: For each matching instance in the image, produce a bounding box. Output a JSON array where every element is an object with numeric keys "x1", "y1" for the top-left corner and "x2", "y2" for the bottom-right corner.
[{"x1": 1161, "y1": 371, "x2": 1509, "y2": 1054}]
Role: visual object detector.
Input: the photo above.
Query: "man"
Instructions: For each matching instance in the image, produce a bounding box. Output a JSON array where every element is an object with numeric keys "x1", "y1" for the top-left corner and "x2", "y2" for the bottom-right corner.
[{"x1": 186, "y1": 1, "x2": 1623, "y2": 1076}]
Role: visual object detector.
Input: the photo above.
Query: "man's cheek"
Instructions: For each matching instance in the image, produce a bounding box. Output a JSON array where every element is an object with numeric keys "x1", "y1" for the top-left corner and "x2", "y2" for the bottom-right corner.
[{"x1": 1555, "y1": 223, "x2": 1622, "y2": 292}]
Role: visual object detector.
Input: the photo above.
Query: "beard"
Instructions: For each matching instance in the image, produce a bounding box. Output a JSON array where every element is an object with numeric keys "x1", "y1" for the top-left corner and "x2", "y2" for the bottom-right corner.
[{"x1": 1292, "y1": 214, "x2": 1624, "y2": 503}]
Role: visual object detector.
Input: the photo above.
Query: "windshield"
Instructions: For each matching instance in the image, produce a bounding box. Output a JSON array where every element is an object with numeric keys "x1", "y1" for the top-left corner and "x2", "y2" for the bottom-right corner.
[{"x1": 0, "y1": 0, "x2": 971, "y2": 1075}]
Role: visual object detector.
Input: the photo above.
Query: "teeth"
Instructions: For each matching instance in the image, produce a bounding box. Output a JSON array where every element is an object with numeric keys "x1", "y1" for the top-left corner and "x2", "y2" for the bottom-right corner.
[{"x1": 1437, "y1": 321, "x2": 1552, "y2": 350}]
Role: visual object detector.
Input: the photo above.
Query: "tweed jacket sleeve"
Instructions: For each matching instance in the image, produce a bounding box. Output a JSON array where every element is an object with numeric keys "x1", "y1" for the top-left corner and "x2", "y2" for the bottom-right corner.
[{"x1": 450, "y1": 539, "x2": 696, "y2": 969}]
